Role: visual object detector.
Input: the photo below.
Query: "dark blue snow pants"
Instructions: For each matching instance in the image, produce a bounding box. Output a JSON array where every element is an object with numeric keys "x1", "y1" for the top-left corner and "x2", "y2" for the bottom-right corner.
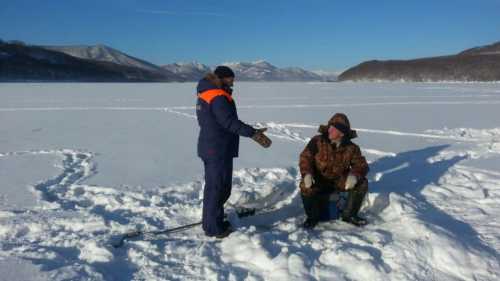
[{"x1": 202, "y1": 157, "x2": 233, "y2": 236}]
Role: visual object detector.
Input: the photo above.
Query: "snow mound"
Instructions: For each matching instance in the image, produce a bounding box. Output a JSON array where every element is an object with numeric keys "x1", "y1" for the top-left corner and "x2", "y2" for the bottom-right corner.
[
  {"x1": 426, "y1": 127, "x2": 500, "y2": 143},
  {"x1": 426, "y1": 127, "x2": 500, "y2": 159},
  {"x1": 230, "y1": 167, "x2": 299, "y2": 209},
  {"x1": 79, "y1": 241, "x2": 113, "y2": 263}
]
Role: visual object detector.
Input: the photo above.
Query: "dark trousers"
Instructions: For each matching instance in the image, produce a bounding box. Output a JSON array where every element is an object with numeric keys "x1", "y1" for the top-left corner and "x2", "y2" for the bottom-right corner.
[
  {"x1": 301, "y1": 190, "x2": 333, "y2": 222},
  {"x1": 202, "y1": 157, "x2": 233, "y2": 236},
  {"x1": 301, "y1": 178, "x2": 369, "y2": 222}
]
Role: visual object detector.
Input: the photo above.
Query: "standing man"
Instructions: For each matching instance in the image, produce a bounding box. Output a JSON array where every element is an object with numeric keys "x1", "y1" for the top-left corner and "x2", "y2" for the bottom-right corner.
[
  {"x1": 299, "y1": 113, "x2": 369, "y2": 229},
  {"x1": 196, "y1": 66, "x2": 272, "y2": 238}
]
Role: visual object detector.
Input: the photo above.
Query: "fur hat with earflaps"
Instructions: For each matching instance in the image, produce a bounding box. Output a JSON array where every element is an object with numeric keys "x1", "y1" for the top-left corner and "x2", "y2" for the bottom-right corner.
[{"x1": 318, "y1": 113, "x2": 358, "y2": 139}]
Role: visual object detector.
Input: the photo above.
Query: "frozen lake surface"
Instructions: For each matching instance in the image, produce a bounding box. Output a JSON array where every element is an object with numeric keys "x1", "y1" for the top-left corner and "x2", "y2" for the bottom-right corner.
[{"x1": 1, "y1": 82, "x2": 499, "y2": 280}]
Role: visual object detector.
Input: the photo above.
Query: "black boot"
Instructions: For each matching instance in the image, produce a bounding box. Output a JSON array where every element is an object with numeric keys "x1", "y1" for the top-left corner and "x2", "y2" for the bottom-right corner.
[
  {"x1": 302, "y1": 218, "x2": 318, "y2": 229},
  {"x1": 342, "y1": 215, "x2": 367, "y2": 227},
  {"x1": 301, "y1": 192, "x2": 329, "y2": 228},
  {"x1": 342, "y1": 188, "x2": 368, "y2": 227},
  {"x1": 215, "y1": 220, "x2": 233, "y2": 239}
]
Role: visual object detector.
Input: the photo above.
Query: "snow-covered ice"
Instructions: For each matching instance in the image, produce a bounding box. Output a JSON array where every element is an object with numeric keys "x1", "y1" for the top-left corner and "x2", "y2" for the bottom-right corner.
[{"x1": 0, "y1": 82, "x2": 499, "y2": 280}]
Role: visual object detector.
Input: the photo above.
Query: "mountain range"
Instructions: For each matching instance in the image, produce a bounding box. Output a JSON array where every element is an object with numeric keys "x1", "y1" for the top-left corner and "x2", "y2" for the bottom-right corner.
[
  {"x1": 2, "y1": 39, "x2": 499, "y2": 82},
  {"x1": 161, "y1": 60, "x2": 338, "y2": 82},
  {"x1": 338, "y1": 41, "x2": 500, "y2": 82},
  {"x1": 0, "y1": 41, "x2": 332, "y2": 82}
]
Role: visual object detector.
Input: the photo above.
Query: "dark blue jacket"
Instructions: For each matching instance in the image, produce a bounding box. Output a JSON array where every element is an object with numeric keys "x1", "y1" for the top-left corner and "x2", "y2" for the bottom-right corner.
[{"x1": 196, "y1": 76, "x2": 256, "y2": 159}]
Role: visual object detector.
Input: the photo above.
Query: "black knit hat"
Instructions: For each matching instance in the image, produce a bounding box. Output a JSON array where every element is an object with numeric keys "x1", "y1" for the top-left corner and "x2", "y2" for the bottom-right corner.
[
  {"x1": 214, "y1": 65, "x2": 235, "y2": 79},
  {"x1": 331, "y1": 122, "x2": 350, "y2": 135}
]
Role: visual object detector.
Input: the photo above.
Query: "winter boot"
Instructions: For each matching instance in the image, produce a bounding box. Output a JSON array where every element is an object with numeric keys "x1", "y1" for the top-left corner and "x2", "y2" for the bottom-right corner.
[
  {"x1": 302, "y1": 218, "x2": 318, "y2": 229},
  {"x1": 215, "y1": 221, "x2": 233, "y2": 239},
  {"x1": 341, "y1": 188, "x2": 367, "y2": 227}
]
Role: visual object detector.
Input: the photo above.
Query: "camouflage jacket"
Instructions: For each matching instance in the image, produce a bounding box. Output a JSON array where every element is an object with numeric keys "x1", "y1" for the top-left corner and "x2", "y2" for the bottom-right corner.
[{"x1": 299, "y1": 134, "x2": 369, "y2": 191}]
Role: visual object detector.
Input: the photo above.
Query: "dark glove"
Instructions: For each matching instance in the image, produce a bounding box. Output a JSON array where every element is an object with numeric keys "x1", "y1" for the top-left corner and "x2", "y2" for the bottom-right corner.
[{"x1": 252, "y1": 128, "x2": 272, "y2": 148}]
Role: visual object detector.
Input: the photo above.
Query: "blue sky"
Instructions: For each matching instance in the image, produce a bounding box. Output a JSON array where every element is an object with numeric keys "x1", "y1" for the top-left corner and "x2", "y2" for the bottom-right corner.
[{"x1": 1, "y1": 0, "x2": 500, "y2": 71}]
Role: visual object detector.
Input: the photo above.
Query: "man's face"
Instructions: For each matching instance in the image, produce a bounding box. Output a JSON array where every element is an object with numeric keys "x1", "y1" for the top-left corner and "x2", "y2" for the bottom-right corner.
[
  {"x1": 328, "y1": 125, "x2": 344, "y2": 141},
  {"x1": 221, "y1": 77, "x2": 234, "y2": 87}
]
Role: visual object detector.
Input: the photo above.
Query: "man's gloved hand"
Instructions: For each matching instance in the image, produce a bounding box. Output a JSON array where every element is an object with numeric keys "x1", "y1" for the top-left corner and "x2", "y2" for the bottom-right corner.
[
  {"x1": 252, "y1": 128, "x2": 272, "y2": 148},
  {"x1": 304, "y1": 174, "x2": 314, "y2": 189},
  {"x1": 345, "y1": 173, "x2": 358, "y2": 190},
  {"x1": 300, "y1": 174, "x2": 315, "y2": 196}
]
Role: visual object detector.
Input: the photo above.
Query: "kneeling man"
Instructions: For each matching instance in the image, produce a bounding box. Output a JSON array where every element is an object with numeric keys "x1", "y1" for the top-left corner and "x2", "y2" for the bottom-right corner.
[{"x1": 299, "y1": 113, "x2": 369, "y2": 228}]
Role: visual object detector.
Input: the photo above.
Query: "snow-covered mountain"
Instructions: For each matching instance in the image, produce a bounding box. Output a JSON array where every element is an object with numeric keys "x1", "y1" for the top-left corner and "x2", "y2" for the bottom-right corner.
[
  {"x1": 42, "y1": 44, "x2": 166, "y2": 74},
  {"x1": 6, "y1": 40, "x2": 337, "y2": 82},
  {"x1": 161, "y1": 60, "x2": 331, "y2": 82},
  {"x1": 222, "y1": 60, "x2": 324, "y2": 81},
  {"x1": 161, "y1": 62, "x2": 212, "y2": 81},
  {"x1": 0, "y1": 41, "x2": 171, "y2": 82},
  {"x1": 311, "y1": 70, "x2": 340, "y2": 82}
]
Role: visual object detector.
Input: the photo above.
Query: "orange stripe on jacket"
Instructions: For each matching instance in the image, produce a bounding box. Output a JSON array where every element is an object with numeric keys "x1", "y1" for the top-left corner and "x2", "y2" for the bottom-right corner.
[{"x1": 198, "y1": 89, "x2": 233, "y2": 104}]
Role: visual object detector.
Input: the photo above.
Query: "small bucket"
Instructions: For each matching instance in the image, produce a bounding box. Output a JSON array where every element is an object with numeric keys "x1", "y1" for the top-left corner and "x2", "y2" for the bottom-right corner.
[{"x1": 320, "y1": 192, "x2": 348, "y2": 221}]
